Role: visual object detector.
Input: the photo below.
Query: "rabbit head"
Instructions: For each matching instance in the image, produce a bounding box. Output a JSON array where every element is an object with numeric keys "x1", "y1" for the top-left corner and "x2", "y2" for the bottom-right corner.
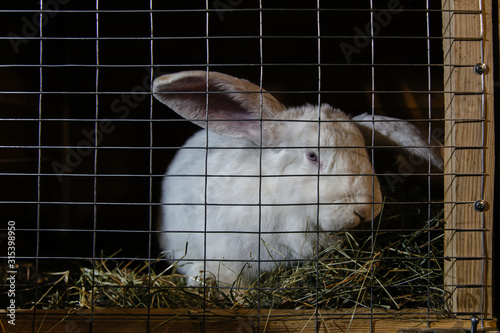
[{"x1": 153, "y1": 71, "x2": 443, "y2": 286}]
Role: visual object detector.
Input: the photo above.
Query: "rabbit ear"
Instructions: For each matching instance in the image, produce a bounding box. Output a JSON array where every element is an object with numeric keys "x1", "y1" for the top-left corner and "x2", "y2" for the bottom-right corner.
[
  {"x1": 352, "y1": 113, "x2": 444, "y2": 170},
  {"x1": 153, "y1": 71, "x2": 285, "y2": 142}
]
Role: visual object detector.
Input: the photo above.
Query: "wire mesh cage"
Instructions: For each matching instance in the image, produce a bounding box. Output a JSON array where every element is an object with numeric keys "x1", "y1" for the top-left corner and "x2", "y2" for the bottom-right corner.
[{"x1": 1, "y1": 1, "x2": 496, "y2": 332}]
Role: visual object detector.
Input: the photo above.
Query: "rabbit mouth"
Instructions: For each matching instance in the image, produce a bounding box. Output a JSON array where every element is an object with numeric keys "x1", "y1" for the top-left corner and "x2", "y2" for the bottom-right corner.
[
  {"x1": 354, "y1": 210, "x2": 368, "y2": 223},
  {"x1": 318, "y1": 199, "x2": 381, "y2": 230}
]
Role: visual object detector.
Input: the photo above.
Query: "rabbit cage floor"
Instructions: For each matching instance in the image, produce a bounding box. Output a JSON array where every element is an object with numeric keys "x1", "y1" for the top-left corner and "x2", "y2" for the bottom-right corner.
[{"x1": 22, "y1": 201, "x2": 447, "y2": 313}]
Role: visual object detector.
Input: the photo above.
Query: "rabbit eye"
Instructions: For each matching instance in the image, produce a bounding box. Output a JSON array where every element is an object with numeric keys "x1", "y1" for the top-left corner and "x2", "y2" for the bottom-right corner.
[{"x1": 307, "y1": 151, "x2": 318, "y2": 163}]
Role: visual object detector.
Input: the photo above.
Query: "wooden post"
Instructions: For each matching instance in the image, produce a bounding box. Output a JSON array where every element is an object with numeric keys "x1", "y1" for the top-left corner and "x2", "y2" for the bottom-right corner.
[{"x1": 442, "y1": 0, "x2": 495, "y2": 319}]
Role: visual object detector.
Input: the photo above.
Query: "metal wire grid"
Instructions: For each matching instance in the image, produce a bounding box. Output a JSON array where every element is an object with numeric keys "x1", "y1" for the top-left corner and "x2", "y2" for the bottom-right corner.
[{"x1": 0, "y1": 0, "x2": 490, "y2": 331}]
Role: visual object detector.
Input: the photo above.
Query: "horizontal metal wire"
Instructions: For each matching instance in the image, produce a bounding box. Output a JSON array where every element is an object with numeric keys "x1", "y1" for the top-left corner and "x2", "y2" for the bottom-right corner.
[
  {"x1": 2, "y1": 310, "x2": 459, "y2": 321},
  {"x1": 0, "y1": 117, "x2": 483, "y2": 123},
  {"x1": 2, "y1": 227, "x2": 487, "y2": 234},
  {"x1": 12, "y1": 311, "x2": 471, "y2": 320},
  {"x1": 0, "y1": 7, "x2": 480, "y2": 11},
  {"x1": 0, "y1": 173, "x2": 479, "y2": 180},
  {"x1": 0, "y1": 63, "x2": 477, "y2": 68},
  {"x1": 0, "y1": 200, "x2": 481, "y2": 206},
  {"x1": 0, "y1": 145, "x2": 482, "y2": 151},
  {"x1": 3, "y1": 255, "x2": 486, "y2": 265},
  {"x1": 74, "y1": 284, "x2": 447, "y2": 291},
  {"x1": 0, "y1": 90, "x2": 484, "y2": 96},
  {"x1": 0, "y1": 8, "x2": 481, "y2": 14},
  {"x1": 2, "y1": 250, "x2": 487, "y2": 261},
  {"x1": 0, "y1": 34, "x2": 480, "y2": 39}
]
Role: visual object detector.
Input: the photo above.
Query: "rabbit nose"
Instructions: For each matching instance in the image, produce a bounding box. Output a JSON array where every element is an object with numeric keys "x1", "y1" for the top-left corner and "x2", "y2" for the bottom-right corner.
[
  {"x1": 354, "y1": 209, "x2": 373, "y2": 223},
  {"x1": 353, "y1": 201, "x2": 381, "y2": 223},
  {"x1": 354, "y1": 210, "x2": 366, "y2": 222}
]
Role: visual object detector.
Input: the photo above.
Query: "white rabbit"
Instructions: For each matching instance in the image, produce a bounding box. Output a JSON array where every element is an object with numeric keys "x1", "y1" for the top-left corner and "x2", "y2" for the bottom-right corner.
[{"x1": 153, "y1": 71, "x2": 443, "y2": 287}]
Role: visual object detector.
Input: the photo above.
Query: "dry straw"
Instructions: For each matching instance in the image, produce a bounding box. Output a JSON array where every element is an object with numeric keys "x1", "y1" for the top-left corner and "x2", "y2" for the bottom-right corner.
[{"x1": 32, "y1": 206, "x2": 446, "y2": 312}]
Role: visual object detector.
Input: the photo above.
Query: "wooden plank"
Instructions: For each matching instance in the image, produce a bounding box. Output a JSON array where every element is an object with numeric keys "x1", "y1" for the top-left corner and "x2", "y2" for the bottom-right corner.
[
  {"x1": 3, "y1": 308, "x2": 498, "y2": 333},
  {"x1": 481, "y1": 0, "x2": 496, "y2": 321},
  {"x1": 442, "y1": 0, "x2": 495, "y2": 318}
]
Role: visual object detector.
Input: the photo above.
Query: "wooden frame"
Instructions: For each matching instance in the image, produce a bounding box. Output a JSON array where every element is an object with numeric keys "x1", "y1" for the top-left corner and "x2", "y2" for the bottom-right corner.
[
  {"x1": 9, "y1": 309, "x2": 500, "y2": 332},
  {"x1": 2, "y1": 1, "x2": 496, "y2": 332},
  {"x1": 442, "y1": 0, "x2": 495, "y2": 320}
]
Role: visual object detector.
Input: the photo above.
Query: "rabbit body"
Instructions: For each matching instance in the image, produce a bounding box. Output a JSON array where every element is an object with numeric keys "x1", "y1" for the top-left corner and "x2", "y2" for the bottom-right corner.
[
  {"x1": 160, "y1": 104, "x2": 381, "y2": 286},
  {"x1": 153, "y1": 71, "x2": 442, "y2": 287}
]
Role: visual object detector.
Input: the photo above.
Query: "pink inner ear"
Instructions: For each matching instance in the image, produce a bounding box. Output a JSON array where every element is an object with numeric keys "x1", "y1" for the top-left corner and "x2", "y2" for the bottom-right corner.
[
  {"x1": 206, "y1": 93, "x2": 256, "y2": 120},
  {"x1": 155, "y1": 75, "x2": 261, "y2": 140},
  {"x1": 156, "y1": 76, "x2": 256, "y2": 121},
  {"x1": 202, "y1": 91, "x2": 261, "y2": 139}
]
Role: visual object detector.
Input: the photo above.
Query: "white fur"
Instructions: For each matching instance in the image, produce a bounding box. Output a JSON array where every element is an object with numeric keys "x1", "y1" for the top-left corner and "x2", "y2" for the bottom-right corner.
[{"x1": 153, "y1": 71, "x2": 442, "y2": 287}]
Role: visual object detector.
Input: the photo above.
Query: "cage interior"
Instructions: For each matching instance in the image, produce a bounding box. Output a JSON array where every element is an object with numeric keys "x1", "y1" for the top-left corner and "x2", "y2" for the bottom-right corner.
[{"x1": 1, "y1": 0, "x2": 492, "y2": 326}]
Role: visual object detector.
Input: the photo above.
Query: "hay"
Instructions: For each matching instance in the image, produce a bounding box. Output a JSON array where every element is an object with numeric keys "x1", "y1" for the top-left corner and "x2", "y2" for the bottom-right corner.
[
  {"x1": 32, "y1": 207, "x2": 447, "y2": 311},
  {"x1": 241, "y1": 209, "x2": 446, "y2": 311}
]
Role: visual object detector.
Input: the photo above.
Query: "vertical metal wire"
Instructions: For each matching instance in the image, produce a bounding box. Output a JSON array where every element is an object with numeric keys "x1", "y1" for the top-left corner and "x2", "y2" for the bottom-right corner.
[
  {"x1": 425, "y1": 0, "x2": 433, "y2": 326},
  {"x1": 477, "y1": 0, "x2": 486, "y2": 324},
  {"x1": 93, "y1": 3, "x2": 100, "y2": 254},
  {"x1": 369, "y1": 2, "x2": 375, "y2": 332},
  {"x1": 315, "y1": 1, "x2": 321, "y2": 331},
  {"x1": 34, "y1": 0, "x2": 44, "y2": 329},
  {"x1": 257, "y1": 0, "x2": 264, "y2": 322},
  {"x1": 203, "y1": 1, "x2": 210, "y2": 328},
  {"x1": 92, "y1": 0, "x2": 100, "y2": 326},
  {"x1": 350, "y1": 3, "x2": 377, "y2": 332},
  {"x1": 147, "y1": 0, "x2": 154, "y2": 322}
]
